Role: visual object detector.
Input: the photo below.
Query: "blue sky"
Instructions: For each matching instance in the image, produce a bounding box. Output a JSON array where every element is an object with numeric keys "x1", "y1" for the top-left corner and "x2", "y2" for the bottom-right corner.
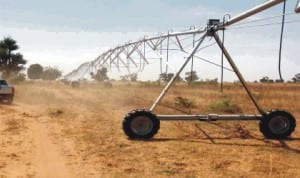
[
  {"x1": 0, "y1": 0, "x2": 287, "y2": 31},
  {"x1": 0, "y1": 0, "x2": 299, "y2": 81}
]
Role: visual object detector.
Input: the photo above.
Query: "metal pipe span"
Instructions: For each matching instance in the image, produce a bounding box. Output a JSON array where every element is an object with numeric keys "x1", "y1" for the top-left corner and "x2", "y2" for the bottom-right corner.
[
  {"x1": 157, "y1": 114, "x2": 263, "y2": 121},
  {"x1": 222, "y1": 0, "x2": 285, "y2": 27}
]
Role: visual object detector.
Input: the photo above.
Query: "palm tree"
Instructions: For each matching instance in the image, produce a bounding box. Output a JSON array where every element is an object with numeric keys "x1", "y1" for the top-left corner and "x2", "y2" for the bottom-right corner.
[{"x1": 0, "y1": 37, "x2": 26, "y2": 78}]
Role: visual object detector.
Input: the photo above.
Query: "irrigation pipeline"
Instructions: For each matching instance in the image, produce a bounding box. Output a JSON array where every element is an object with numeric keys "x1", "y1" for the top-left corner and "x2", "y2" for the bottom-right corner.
[
  {"x1": 227, "y1": 19, "x2": 300, "y2": 30},
  {"x1": 64, "y1": 9, "x2": 300, "y2": 81},
  {"x1": 229, "y1": 12, "x2": 297, "y2": 27}
]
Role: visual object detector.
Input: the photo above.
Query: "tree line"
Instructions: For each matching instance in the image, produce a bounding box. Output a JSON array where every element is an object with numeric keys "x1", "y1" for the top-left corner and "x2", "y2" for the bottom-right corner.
[
  {"x1": 27, "y1": 64, "x2": 61, "y2": 80},
  {"x1": 0, "y1": 37, "x2": 61, "y2": 81},
  {"x1": 1, "y1": 36, "x2": 299, "y2": 83}
]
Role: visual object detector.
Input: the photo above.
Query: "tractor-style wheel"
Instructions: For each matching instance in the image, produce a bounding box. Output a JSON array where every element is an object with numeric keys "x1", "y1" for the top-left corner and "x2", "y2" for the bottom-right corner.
[
  {"x1": 260, "y1": 110, "x2": 296, "y2": 139},
  {"x1": 123, "y1": 109, "x2": 160, "y2": 139}
]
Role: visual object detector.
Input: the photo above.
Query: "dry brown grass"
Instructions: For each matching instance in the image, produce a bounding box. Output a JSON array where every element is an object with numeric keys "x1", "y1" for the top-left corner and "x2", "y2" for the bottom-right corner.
[
  {"x1": 2, "y1": 81, "x2": 299, "y2": 177},
  {"x1": 0, "y1": 107, "x2": 35, "y2": 177}
]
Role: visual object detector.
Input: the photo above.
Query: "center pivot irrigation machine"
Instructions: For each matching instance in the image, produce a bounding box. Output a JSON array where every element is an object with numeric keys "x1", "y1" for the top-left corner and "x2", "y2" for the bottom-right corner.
[
  {"x1": 122, "y1": 0, "x2": 300, "y2": 140},
  {"x1": 64, "y1": 0, "x2": 300, "y2": 140}
]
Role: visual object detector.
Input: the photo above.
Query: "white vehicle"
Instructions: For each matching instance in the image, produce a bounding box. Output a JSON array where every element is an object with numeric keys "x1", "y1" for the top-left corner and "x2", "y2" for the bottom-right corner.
[{"x1": 0, "y1": 80, "x2": 14, "y2": 104}]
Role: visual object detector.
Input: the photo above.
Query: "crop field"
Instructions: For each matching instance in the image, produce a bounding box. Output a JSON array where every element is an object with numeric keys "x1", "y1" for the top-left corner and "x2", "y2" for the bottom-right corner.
[{"x1": 0, "y1": 81, "x2": 299, "y2": 178}]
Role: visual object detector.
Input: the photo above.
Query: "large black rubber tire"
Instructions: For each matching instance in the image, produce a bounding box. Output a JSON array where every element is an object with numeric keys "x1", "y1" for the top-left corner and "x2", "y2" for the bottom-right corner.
[
  {"x1": 123, "y1": 109, "x2": 160, "y2": 139},
  {"x1": 260, "y1": 110, "x2": 296, "y2": 139}
]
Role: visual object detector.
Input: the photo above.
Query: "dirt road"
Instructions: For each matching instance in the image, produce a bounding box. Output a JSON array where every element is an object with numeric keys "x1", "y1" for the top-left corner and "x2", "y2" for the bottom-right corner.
[
  {"x1": 31, "y1": 118, "x2": 75, "y2": 178},
  {"x1": 1, "y1": 81, "x2": 300, "y2": 177},
  {"x1": 0, "y1": 103, "x2": 78, "y2": 178}
]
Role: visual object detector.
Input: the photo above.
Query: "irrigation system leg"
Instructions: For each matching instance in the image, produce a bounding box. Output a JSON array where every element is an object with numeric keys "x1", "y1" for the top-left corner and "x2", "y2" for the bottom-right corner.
[
  {"x1": 213, "y1": 32, "x2": 265, "y2": 115},
  {"x1": 150, "y1": 32, "x2": 208, "y2": 112}
]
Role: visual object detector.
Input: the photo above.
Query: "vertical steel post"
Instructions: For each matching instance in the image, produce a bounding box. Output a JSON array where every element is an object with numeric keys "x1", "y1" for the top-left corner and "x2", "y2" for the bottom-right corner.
[
  {"x1": 221, "y1": 14, "x2": 231, "y2": 92},
  {"x1": 221, "y1": 29, "x2": 225, "y2": 92},
  {"x1": 127, "y1": 46, "x2": 130, "y2": 73},
  {"x1": 190, "y1": 32, "x2": 195, "y2": 83},
  {"x1": 142, "y1": 39, "x2": 146, "y2": 71},
  {"x1": 166, "y1": 32, "x2": 170, "y2": 74},
  {"x1": 213, "y1": 32, "x2": 265, "y2": 115},
  {"x1": 160, "y1": 39, "x2": 163, "y2": 74},
  {"x1": 278, "y1": 0, "x2": 286, "y2": 82},
  {"x1": 150, "y1": 32, "x2": 208, "y2": 111}
]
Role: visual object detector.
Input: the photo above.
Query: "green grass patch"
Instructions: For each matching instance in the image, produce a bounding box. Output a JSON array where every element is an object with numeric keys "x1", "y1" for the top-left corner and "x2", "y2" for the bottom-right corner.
[
  {"x1": 210, "y1": 99, "x2": 241, "y2": 113},
  {"x1": 174, "y1": 96, "x2": 197, "y2": 109}
]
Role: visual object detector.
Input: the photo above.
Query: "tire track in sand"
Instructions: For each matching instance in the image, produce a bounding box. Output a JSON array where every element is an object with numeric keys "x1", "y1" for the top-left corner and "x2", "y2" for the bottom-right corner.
[{"x1": 31, "y1": 118, "x2": 76, "y2": 178}]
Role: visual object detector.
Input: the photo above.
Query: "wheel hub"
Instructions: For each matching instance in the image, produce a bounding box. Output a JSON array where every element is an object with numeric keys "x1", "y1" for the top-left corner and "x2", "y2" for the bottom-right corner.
[
  {"x1": 268, "y1": 115, "x2": 290, "y2": 135},
  {"x1": 130, "y1": 116, "x2": 154, "y2": 136}
]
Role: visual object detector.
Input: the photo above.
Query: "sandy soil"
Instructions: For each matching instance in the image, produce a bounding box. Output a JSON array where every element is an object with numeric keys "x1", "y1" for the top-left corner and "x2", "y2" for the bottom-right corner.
[
  {"x1": 0, "y1": 81, "x2": 299, "y2": 178},
  {"x1": 31, "y1": 119, "x2": 75, "y2": 178},
  {"x1": 0, "y1": 103, "x2": 78, "y2": 178}
]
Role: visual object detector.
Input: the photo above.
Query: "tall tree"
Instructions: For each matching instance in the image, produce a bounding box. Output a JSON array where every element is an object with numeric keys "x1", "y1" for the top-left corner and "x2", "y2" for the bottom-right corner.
[
  {"x1": 159, "y1": 72, "x2": 182, "y2": 82},
  {"x1": 90, "y1": 67, "x2": 109, "y2": 81},
  {"x1": 259, "y1": 76, "x2": 274, "y2": 83},
  {"x1": 0, "y1": 37, "x2": 26, "y2": 78},
  {"x1": 27, "y1": 63, "x2": 44, "y2": 79},
  {"x1": 185, "y1": 71, "x2": 199, "y2": 83},
  {"x1": 159, "y1": 73, "x2": 174, "y2": 82}
]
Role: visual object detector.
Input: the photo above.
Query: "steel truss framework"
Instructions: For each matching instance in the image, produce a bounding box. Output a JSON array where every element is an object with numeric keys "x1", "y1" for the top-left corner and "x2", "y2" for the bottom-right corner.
[
  {"x1": 63, "y1": 27, "x2": 223, "y2": 81},
  {"x1": 119, "y1": 0, "x2": 299, "y2": 140},
  {"x1": 65, "y1": 0, "x2": 300, "y2": 82}
]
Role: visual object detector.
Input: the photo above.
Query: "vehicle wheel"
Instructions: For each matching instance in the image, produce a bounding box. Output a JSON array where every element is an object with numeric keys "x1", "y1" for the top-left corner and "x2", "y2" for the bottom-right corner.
[
  {"x1": 123, "y1": 109, "x2": 160, "y2": 139},
  {"x1": 260, "y1": 110, "x2": 296, "y2": 139}
]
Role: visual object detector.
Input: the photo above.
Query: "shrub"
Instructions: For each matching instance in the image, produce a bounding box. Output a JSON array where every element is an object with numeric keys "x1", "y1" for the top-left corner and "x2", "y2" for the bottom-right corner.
[
  {"x1": 41, "y1": 67, "x2": 62, "y2": 80},
  {"x1": 91, "y1": 67, "x2": 109, "y2": 81},
  {"x1": 174, "y1": 96, "x2": 197, "y2": 109},
  {"x1": 71, "y1": 81, "x2": 80, "y2": 88},
  {"x1": 9, "y1": 73, "x2": 26, "y2": 84},
  {"x1": 210, "y1": 99, "x2": 241, "y2": 113},
  {"x1": 102, "y1": 81, "x2": 113, "y2": 88},
  {"x1": 27, "y1": 64, "x2": 43, "y2": 79},
  {"x1": 140, "y1": 81, "x2": 161, "y2": 87}
]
